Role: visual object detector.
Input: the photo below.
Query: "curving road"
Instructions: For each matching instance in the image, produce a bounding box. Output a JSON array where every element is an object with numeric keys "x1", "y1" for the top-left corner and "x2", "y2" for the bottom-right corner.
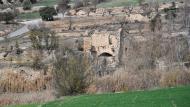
[
  {"x1": 0, "y1": 19, "x2": 43, "y2": 41},
  {"x1": 0, "y1": 13, "x2": 77, "y2": 42}
]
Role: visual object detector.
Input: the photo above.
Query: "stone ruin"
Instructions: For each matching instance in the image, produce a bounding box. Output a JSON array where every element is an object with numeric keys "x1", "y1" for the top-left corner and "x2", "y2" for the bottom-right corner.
[{"x1": 78, "y1": 30, "x2": 121, "y2": 75}]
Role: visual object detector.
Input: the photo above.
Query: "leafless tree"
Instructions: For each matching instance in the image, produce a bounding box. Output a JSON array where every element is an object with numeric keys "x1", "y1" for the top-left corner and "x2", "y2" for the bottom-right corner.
[
  {"x1": 118, "y1": 17, "x2": 129, "y2": 65},
  {"x1": 85, "y1": 7, "x2": 91, "y2": 16},
  {"x1": 57, "y1": 0, "x2": 70, "y2": 16},
  {"x1": 29, "y1": 27, "x2": 58, "y2": 69},
  {"x1": 182, "y1": 0, "x2": 190, "y2": 28},
  {"x1": 142, "y1": 4, "x2": 152, "y2": 18},
  {"x1": 124, "y1": 5, "x2": 133, "y2": 17},
  {"x1": 138, "y1": 21, "x2": 144, "y2": 36},
  {"x1": 150, "y1": 13, "x2": 162, "y2": 32},
  {"x1": 82, "y1": 0, "x2": 89, "y2": 6},
  {"x1": 68, "y1": 16, "x2": 72, "y2": 30}
]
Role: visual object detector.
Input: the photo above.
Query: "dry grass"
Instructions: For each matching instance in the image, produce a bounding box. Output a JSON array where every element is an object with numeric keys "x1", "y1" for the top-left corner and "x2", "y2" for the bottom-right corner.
[
  {"x1": 0, "y1": 68, "x2": 53, "y2": 93},
  {"x1": 87, "y1": 68, "x2": 190, "y2": 94},
  {"x1": 0, "y1": 90, "x2": 55, "y2": 106}
]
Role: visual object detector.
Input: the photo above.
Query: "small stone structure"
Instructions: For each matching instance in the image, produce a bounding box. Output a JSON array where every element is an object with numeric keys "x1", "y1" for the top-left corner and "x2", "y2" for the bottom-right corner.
[{"x1": 75, "y1": 30, "x2": 121, "y2": 74}]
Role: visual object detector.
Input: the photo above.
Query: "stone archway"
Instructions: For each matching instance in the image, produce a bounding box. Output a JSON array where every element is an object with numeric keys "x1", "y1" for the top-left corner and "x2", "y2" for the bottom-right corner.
[{"x1": 98, "y1": 52, "x2": 113, "y2": 57}]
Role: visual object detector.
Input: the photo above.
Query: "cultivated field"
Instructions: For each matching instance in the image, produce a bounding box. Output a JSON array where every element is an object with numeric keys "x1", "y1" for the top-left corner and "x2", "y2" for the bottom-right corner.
[{"x1": 9, "y1": 86, "x2": 190, "y2": 107}]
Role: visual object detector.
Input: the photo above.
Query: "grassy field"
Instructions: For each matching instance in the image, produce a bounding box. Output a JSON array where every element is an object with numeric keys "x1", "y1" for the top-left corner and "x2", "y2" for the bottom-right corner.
[
  {"x1": 30, "y1": 0, "x2": 177, "y2": 8},
  {"x1": 32, "y1": 0, "x2": 57, "y2": 6},
  {"x1": 97, "y1": 0, "x2": 139, "y2": 8},
  {"x1": 17, "y1": 12, "x2": 40, "y2": 20},
  {"x1": 8, "y1": 86, "x2": 190, "y2": 107},
  {"x1": 97, "y1": 0, "x2": 176, "y2": 8}
]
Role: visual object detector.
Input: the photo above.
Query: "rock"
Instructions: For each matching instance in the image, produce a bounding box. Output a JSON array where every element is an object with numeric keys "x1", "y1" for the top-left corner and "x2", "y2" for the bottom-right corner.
[
  {"x1": 69, "y1": 9, "x2": 77, "y2": 16},
  {"x1": 126, "y1": 14, "x2": 149, "y2": 22},
  {"x1": 2, "y1": 8, "x2": 12, "y2": 13},
  {"x1": 96, "y1": 8, "x2": 105, "y2": 14},
  {"x1": 112, "y1": 7, "x2": 124, "y2": 14},
  {"x1": 4, "y1": 29, "x2": 11, "y2": 34},
  {"x1": 76, "y1": 10, "x2": 87, "y2": 16},
  {"x1": 0, "y1": 31, "x2": 5, "y2": 37}
]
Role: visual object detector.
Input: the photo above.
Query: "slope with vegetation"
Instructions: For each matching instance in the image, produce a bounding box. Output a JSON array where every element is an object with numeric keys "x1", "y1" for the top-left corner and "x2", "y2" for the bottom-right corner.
[{"x1": 1, "y1": 0, "x2": 190, "y2": 106}]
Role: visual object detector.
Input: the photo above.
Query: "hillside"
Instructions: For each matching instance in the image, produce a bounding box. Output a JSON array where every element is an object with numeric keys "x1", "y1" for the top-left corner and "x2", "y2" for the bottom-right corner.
[
  {"x1": 9, "y1": 86, "x2": 190, "y2": 107},
  {"x1": 1, "y1": 0, "x2": 190, "y2": 107}
]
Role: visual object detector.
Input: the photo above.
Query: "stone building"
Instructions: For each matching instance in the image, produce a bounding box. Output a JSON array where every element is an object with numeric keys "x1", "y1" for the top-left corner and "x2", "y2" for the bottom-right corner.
[{"x1": 73, "y1": 30, "x2": 121, "y2": 75}]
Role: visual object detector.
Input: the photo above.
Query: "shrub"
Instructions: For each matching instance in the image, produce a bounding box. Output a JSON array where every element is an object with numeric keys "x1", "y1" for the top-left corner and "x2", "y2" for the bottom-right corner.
[
  {"x1": 39, "y1": 7, "x2": 57, "y2": 21},
  {"x1": 22, "y1": 0, "x2": 32, "y2": 10},
  {"x1": 2, "y1": 11, "x2": 16, "y2": 24},
  {"x1": 30, "y1": 0, "x2": 37, "y2": 4},
  {"x1": 53, "y1": 49, "x2": 93, "y2": 96}
]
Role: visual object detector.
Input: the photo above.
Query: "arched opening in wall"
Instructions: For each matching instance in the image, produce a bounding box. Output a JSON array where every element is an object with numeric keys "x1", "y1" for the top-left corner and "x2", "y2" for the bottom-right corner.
[{"x1": 98, "y1": 52, "x2": 113, "y2": 57}]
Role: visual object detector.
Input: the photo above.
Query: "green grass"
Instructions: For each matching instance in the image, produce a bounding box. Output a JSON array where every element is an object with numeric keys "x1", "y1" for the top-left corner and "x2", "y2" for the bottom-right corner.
[
  {"x1": 97, "y1": 0, "x2": 139, "y2": 8},
  {"x1": 32, "y1": 0, "x2": 57, "y2": 6},
  {"x1": 8, "y1": 86, "x2": 190, "y2": 107},
  {"x1": 18, "y1": 12, "x2": 40, "y2": 20},
  {"x1": 29, "y1": 0, "x2": 176, "y2": 8},
  {"x1": 97, "y1": 0, "x2": 177, "y2": 8}
]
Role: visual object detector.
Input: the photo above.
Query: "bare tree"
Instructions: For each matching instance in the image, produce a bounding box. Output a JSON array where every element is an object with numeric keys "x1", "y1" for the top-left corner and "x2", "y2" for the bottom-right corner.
[
  {"x1": 57, "y1": 0, "x2": 70, "y2": 16},
  {"x1": 182, "y1": 0, "x2": 190, "y2": 28},
  {"x1": 29, "y1": 27, "x2": 58, "y2": 53},
  {"x1": 91, "y1": 0, "x2": 97, "y2": 9},
  {"x1": 150, "y1": 13, "x2": 162, "y2": 32},
  {"x1": 118, "y1": 17, "x2": 129, "y2": 65},
  {"x1": 85, "y1": 7, "x2": 91, "y2": 16},
  {"x1": 141, "y1": 3, "x2": 152, "y2": 18},
  {"x1": 29, "y1": 27, "x2": 58, "y2": 69},
  {"x1": 138, "y1": 21, "x2": 144, "y2": 35},
  {"x1": 123, "y1": 5, "x2": 133, "y2": 17},
  {"x1": 68, "y1": 16, "x2": 72, "y2": 30}
]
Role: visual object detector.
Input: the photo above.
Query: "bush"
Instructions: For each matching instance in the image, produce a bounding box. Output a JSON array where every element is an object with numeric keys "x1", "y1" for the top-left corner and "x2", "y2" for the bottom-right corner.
[
  {"x1": 39, "y1": 7, "x2": 57, "y2": 21},
  {"x1": 53, "y1": 49, "x2": 93, "y2": 96},
  {"x1": 22, "y1": 0, "x2": 32, "y2": 10},
  {"x1": 30, "y1": 0, "x2": 37, "y2": 4},
  {"x1": 1, "y1": 11, "x2": 16, "y2": 24}
]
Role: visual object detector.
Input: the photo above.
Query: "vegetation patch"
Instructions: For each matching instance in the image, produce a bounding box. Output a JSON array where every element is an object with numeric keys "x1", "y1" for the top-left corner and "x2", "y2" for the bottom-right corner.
[
  {"x1": 32, "y1": 0, "x2": 57, "y2": 6},
  {"x1": 17, "y1": 12, "x2": 40, "y2": 19}
]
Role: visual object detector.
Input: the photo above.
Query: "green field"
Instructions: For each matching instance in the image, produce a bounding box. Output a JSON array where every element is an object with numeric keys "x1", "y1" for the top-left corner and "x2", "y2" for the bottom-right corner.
[
  {"x1": 18, "y1": 12, "x2": 40, "y2": 20},
  {"x1": 9, "y1": 86, "x2": 190, "y2": 107},
  {"x1": 30, "y1": 0, "x2": 177, "y2": 8},
  {"x1": 97, "y1": 0, "x2": 139, "y2": 8},
  {"x1": 97, "y1": 0, "x2": 177, "y2": 8},
  {"x1": 33, "y1": 0, "x2": 57, "y2": 6}
]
